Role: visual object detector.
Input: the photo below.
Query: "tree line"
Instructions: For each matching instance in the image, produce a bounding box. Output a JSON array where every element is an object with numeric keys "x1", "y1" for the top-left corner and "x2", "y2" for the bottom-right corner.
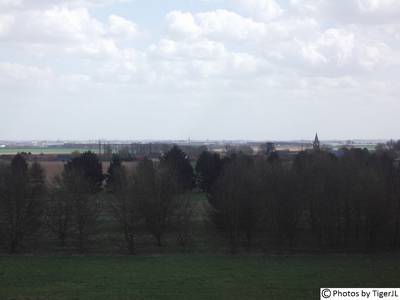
[{"x1": 0, "y1": 144, "x2": 399, "y2": 254}]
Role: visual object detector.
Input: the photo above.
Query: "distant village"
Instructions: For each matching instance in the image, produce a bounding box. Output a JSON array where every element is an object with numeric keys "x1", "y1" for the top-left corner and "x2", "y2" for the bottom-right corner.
[{"x1": 0, "y1": 135, "x2": 382, "y2": 162}]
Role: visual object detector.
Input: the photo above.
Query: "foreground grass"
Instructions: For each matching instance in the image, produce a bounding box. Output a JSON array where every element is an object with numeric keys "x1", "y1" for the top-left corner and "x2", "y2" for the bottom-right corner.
[{"x1": 0, "y1": 255, "x2": 399, "y2": 300}]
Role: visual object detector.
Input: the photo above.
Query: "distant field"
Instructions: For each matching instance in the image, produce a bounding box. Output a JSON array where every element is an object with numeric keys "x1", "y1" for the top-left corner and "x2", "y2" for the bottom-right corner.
[
  {"x1": 0, "y1": 255, "x2": 399, "y2": 300},
  {"x1": 0, "y1": 147, "x2": 99, "y2": 155},
  {"x1": 0, "y1": 160, "x2": 138, "y2": 182},
  {"x1": 36, "y1": 161, "x2": 138, "y2": 182}
]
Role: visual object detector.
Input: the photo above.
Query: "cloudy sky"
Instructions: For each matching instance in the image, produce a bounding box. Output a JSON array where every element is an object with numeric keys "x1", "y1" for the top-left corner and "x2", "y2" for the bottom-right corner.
[{"x1": 0, "y1": 0, "x2": 399, "y2": 141}]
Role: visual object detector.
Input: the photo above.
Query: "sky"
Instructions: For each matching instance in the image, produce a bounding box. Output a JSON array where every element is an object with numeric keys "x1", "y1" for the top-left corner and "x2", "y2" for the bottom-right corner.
[{"x1": 0, "y1": 0, "x2": 400, "y2": 141}]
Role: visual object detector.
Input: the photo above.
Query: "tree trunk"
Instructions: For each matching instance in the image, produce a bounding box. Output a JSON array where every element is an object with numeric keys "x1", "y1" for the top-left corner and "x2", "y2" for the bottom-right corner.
[
  {"x1": 59, "y1": 232, "x2": 66, "y2": 247},
  {"x1": 125, "y1": 230, "x2": 136, "y2": 255},
  {"x1": 156, "y1": 234, "x2": 162, "y2": 247},
  {"x1": 78, "y1": 229, "x2": 85, "y2": 253},
  {"x1": 9, "y1": 239, "x2": 17, "y2": 254}
]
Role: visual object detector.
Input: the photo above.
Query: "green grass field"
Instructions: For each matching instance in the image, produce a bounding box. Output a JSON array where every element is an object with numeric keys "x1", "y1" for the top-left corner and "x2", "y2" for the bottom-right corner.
[{"x1": 0, "y1": 255, "x2": 399, "y2": 300}]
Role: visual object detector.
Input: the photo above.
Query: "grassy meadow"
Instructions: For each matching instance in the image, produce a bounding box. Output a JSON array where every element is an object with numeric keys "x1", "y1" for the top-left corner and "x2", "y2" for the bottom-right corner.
[{"x1": 0, "y1": 255, "x2": 399, "y2": 300}]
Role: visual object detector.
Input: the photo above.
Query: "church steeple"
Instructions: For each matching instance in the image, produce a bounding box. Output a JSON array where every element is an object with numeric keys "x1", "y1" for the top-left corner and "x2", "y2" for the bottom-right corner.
[{"x1": 313, "y1": 133, "x2": 320, "y2": 151}]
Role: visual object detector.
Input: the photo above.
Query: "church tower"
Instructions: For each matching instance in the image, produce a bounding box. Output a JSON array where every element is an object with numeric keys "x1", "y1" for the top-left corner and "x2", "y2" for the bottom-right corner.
[{"x1": 313, "y1": 133, "x2": 320, "y2": 151}]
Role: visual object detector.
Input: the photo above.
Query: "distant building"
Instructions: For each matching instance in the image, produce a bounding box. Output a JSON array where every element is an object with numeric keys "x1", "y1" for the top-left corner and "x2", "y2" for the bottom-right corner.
[{"x1": 313, "y1": 133, "x2": 320, "y2": 151}]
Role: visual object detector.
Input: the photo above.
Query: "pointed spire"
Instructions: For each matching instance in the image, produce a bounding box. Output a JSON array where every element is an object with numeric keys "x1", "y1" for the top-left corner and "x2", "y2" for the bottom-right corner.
[{"x1": 313, "y1": 133, "x2": 320, "y2": 151}]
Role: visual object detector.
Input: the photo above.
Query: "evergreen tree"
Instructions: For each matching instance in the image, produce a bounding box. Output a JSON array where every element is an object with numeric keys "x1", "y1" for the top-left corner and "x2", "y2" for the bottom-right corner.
[
  {"x1": 195, "y1": 151, "x2": 223, "y2": 194},
  {"x1": 160, "y1": 145, "x2": 195, "y2": 191}
]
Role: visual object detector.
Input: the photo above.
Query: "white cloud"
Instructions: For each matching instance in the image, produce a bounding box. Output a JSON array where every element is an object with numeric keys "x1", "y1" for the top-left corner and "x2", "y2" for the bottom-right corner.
[
  {"x1": 0, "y1": 6, "x2": 105, "y2": 44},
  {"x1": 108, "y1": 14, "x2": 139, "y2": 39},
  {"x1": 36, "y1": 7, "x2": 105, "y2": 42},
  {"x1": 235, "y1": 0, "x2": 283, "y2": 21},
  {"x1": 301, "y1": 29, "x2": 355, "y2": 65},
  {"x1": 152, "y1": 38, "x2": 226, "y2": 59},
  {"x1": 0, "y1": 0, "x2": 131, "y2": 9},
  {"x1": 0, "y1": 14, "x2": 14, "y2": 36},
  {"x1": 358, "y1": 42, "x2": 391, "y2": 69},
  {"x1": 289, "y1": 0, "x2": 320, "y2": 14},
  {"x1": 65, "y1": 38, "x2": 120, "y2": 59},
  {"x1": 295, "y1": 0, "x2": 400, "y2": 24},
  {"x1": 149, "y1": 37, "x2": 263, "y2": 79},
  {"x1": 0, "y1": 62, "x2": 53, "y2": 82},
  {"x1": 164, "y1": 9, "x2": 318, "y2": 45},
  {"x1": 166, "y1": 11, "x2": 202, "y2": 39},
  {"x1": 356, "y1": 0, "x2": 400, "y2": 15},
  {"x1": 0, "y1": 0, "x2": 22, "y2": 8},
  {"x1": 197, "y1": 10, "x2": 266, "y2": 41}
]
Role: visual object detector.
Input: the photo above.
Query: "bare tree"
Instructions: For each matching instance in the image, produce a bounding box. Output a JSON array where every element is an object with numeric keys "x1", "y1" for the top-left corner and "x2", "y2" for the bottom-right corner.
[
  {"x1": 210, "y1": 155, "x2": 261, "y2": 253},
  {"x1": 137, "y1": 158, "x2": 179, "y2": 246},
  {"x1": 45, "y1": 176, "x2": 73, "y2": 247},
  {"x1": 106, "y1": 155, "x2": 141, "y2": 254},
  {"x1": 63, "y1": 152, "x2": 104, "y2": 253},
  {"x1": 0, "y1": 155, "x2": 46, "y2": 253}
]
